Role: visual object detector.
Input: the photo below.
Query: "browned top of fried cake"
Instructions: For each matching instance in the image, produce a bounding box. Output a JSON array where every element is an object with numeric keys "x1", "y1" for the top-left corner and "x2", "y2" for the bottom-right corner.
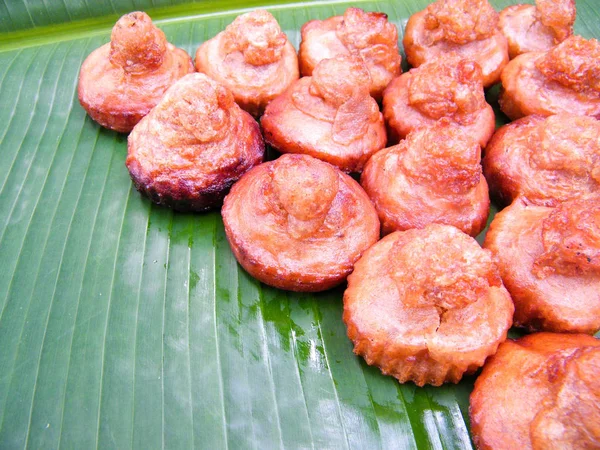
[
  {"x1": 361, "y1": 120, "x2": 489, "y2": 236},
  {"x1": 261, "y1": 55, "x2": 386, "y2": 172},
  {"x1": 298, "y1": 7, "x2": 401, "y2": 99},
  {"x1": 500, "y1": 36, "x2": 600, "y2": 119},
  {"x1": 77, "y1": 12, "x2": 193, "y2": 132},
  {"x1": 221, "y1": 153, "x2": 380, "y2": 292},
  {"x1": 470, "y1": 332, "x2": 600, "y2": 450},
  {"x1": 409, "y1": 59, "x2": 486, "y2": 124},
  {"x1": 126, "y1": 73, "x2": 263, "y2": 209},
  {"x1": 533, "y1": 197, "x2": 600, "y2": 279},
  {"x1": 195, "y1": 10, "x2": 299, "y2": 117},
  {"x1": 403, "y1": 0, "x2": 508, "y2": 87},
  {"x1": 536, "y1": 0, "x2": 576, "y2": 42},
  {"x1": 383, "y1": 58, "x2": 495, "y2": 147},
  {"x1": 536, "y1": 36, "x2": 600, "y2": 95},
  {"x1": 483, "y1": 114, "x2": 600, "y2": 206},
  {"x1": 499, "y1": 0, "x2": 575, "y2": 58},
  {"x1": 423, "y1": 0, "x2": 498, "y2": 45},
  {"x1": 343, "y1": 224, "x2": 513, "y2": 386},
  {"x1": 483, "y1": 197, "x2": 600, "y2": 334}
]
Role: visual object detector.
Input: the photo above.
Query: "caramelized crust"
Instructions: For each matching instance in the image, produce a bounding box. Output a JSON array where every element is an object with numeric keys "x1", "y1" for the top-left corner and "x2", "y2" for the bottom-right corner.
[
  {"x1": 221, "y1": 154, "x2": 380, "y2": 292},
  {"x1": 470, "y1": 333, "x2": 600, "y2": 450},
  {"x1": 499, "y1": 0, "x2": 576, "y2": 59},
  {"x1": 483, "y1": 197, "x2": 600, "y2": 334},
  {"x1": 195, "y1": 10, "x2": 299, "y2": 117},
  {"x1": 78, "y1": 12, "x2": 194, "y2": 132},
  {"x1": 361, "y1": 121, "x2": 489, "y2": 236},
  {"x1": 403, "y1": 0, "x2": 508, "y2": 87},
  {"x1": 126, "y1": 73, "x2": 264, "y2": 211},
  {"x1": 500, "y1": 36, "x2": 600, "y2": 120},
  {"x1": 343, "y1": 224, "x2": 513, "y2": 386},
  {"x1": 261, "y1": 55, "x2": 386, "y2": 173},
  {"x1": 383, "y1": 59, "x2": 495, "y2": 147},
  {"x1": 483, "y1": 114, "x2": 600, "y2": 207},
  {"x1": 298, "y1": 7, "x2": 401, "y2": 100}
]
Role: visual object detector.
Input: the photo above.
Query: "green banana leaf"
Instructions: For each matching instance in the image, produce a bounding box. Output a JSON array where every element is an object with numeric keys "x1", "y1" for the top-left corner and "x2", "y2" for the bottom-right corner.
[{"x1": 0, "y1": 0, "x2": 598, "y2": 448}]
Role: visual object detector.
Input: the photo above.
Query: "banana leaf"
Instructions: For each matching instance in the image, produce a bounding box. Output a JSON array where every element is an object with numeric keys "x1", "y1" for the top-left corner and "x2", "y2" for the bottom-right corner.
[{"x1": 0, "y1": 0, "x2": 598, "y2": 448}]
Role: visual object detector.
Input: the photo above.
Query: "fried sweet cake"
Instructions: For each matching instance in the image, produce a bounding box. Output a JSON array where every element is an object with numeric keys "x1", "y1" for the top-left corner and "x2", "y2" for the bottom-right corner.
[
  {"x1": 195, "y1": 10, "x2": 299, "y2": 117},
  {"x1": 403, "y1": 0, "x2": 508, "y2": 87},
  {"x1": 298, "y1": 7, "x2": 401, "y2": 100},
  {"x1": 470, "y1": 332, "x2": 600, "y2": 450},
  {"x1": 343, "y1": 224, "x2": 513, "y2": 386},
  {"x1": 126, "y1": 73, "x2": 264, "y2": 211},
  {"x1": 499, "y1": 0, "x2": 576, "y2": 59},
  {"x1": 261, "y1": 55, "x2": 386, "y2": 173},
  {"x1": 500, "y1": 36, "x2": 600, "y2": 120},
  {"x1": 382, "y1": 58, "x2": 495, "y2": 147},
  {"x1": 483, "y1": 114, "x2": 600, "y2": 207},
  {"x1": 78, "y1": 12, "x2": 193, "y2": 133},
  {"x1": 483, "y1": 196, "x2": 600, "y2": 335},
  {"x1": 221, "y1": 154, "x2": 380, "y2": 292},
  {"x1": 361, "y1": 120, "x2": 489, "y2": 236}
]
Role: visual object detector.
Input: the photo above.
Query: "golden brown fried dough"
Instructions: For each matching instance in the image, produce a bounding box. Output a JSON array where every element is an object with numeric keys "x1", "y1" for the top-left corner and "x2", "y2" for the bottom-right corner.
[
  {"x1": 221, "y1": 154, "x2": 380, "y2": 292},
  {"x1": 261, "y1": 55, "x2": 386, "y2": 173},
  {"x1": 361, "y1": 121, "x2": 489, "y2": 236},
  {"x1": 499, "y1": 0, "x2": 576, "y2": 59},
  {"x1": 382, "y1": 58, "x2": 495, "y2": 147},
  {"x1": 298, "y1": 7, "x2": 401, "y2": 100},
  {"x1": 483, "y1": 114, "x2": 600, "y2": 207},
  {"x1": 403, "y1": 0, "x2": 508, "y2": 87},
  {"x1": 126, "y1": 73, "x2": 264, "y2": 211},
  {"x1": 343, "y1": 224, "x2": 513, "y2": 387},
  {"x1": 195, "y1": 10, "x2": 299, "y2": 117},
  {"x1": 78, "y1": 12, "x2": 193, "y2": 133},
  {"x1": 484, "y1": 197, "x2": 600, "y2": 334},
  {"x1": 470, "y1": 333, "x2": 600, "y2": 450},
  {"x1": 500, "y1": 36, "x2": 600, "y2": 120}
]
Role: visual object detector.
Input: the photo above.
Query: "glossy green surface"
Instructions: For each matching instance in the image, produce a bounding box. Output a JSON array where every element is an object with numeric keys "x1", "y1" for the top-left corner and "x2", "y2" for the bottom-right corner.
[{"x1": 0, "y1": 0, "x2": 598, "y2": 448}]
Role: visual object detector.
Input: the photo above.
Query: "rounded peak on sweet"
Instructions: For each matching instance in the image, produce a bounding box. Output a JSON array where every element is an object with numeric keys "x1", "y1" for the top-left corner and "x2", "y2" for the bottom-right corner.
[{"x1": 109, "y1": 11, "x2": 167, "y2": 73}]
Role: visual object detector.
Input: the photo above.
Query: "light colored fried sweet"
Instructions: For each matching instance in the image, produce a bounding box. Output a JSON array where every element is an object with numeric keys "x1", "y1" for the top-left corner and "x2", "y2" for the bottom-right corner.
[
  {"x1": 298, "y1": 7, "x2": 401, "y2": 100},
  {"x1": 403, "y1": 0, "x2": 508, "y2": 87},
  {"x1": 361, "y1": 120, "x2": 489, "y2": 236},
  {"x1": 221, "y1": 153, "x2": 380, "y2": 292},
  {"x1": 483, "y1": 114, "x2": 600, "y2": 207},
  {"x1": 470, "y1": 332, "x2": 600, "y2": 450},
  {"x1": 126, "y1": 73, "x2": 264, "y2": 211},
  {"x1": 261, "y1": 55, "x2": 386, "y2": 173},
  {"x1": 343, "y1": 224, "x2": 513, "y2": 387},
  {"x1": 195, "y1": 10, "x2": 299, "y2": 117},
  {"x1": 500, "y1": 36, "x2": 600, "y2": 120},
  {"x1": 78, "y1": 12, "x2": 193, "y2": 133},
  {"x1": 483, "y1": 196, "x2": 600, "y2": 334},
  {"x1": 499, "y1": 0, "x2": 576, "y2": 59},
  {"x1": 382, "y1": 58, "x2": 495, "y2": 147}
]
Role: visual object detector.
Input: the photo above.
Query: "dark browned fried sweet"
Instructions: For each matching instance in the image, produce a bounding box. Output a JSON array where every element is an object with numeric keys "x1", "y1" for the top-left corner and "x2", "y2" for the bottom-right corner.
[
  {"x1": 470, "y1": 333, "x2": 600, "y2": 450},
  {"x1": 403, "y1": 0, "x2": 508, "y2": 87},
  {"x1": 483, "y1": 114, "x2": 600, "y2": 207},
  {"x1": 261, "y1": 55, "x2": 386, "y2": 173},
  {"x1": 382, "y1": 58, "x2": 495, "y2": 147},
  {"x1": 361, "y1": 120, "x2": 489, "y2": 236},
  {"x1": 483, "y1": 196, "x2": 600, "y2": 334},
  {"x1": 343, "y1": 224, "x2": 513, "y2": 387},
  {"x1": 298, "y1": 7, "x2": 401, "y2": 100},
  {"x1": 126, "y1": 73, "x2": 264, "y2": 211},
  {"x1": 500, "y1": 36, "x2": 600, "y2": 120},
  {"x1": 499, "y1": 0, "x2": 576, "y2": 59},
  {"x1": 195, "y1": 10, "x2": 299, "y2": 117},
  {"x1": 221, "y1": 153, "x2": 380, "y2": 292},
  {"x1": 78, "y1": 12, "x2": 194, "y2": 133}
]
